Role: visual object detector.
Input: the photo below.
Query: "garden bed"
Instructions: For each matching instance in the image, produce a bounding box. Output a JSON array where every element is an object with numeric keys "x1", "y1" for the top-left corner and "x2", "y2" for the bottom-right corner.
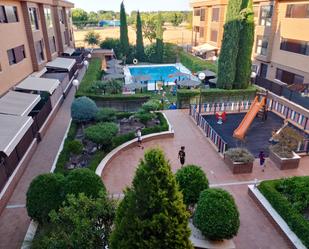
[{"x1": 257, "y1": 177, "x2": 309, "y2": 248}]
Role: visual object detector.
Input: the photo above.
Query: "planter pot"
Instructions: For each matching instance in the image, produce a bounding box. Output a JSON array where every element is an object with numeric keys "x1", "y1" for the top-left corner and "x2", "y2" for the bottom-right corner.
[
  {"x1": 224, "y1": 155, "x2": 253, "y2": 174},
  {"x1": 269, "y1": 150, "x2": 301, "y2": 170}
]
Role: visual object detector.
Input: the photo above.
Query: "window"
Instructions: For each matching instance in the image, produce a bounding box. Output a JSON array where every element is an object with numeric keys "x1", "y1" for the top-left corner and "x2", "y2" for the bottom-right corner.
[
  {"x1": 200, "y1": 8, "x2": 206, "y2": 21},
  {"x1": 286, "y1": 4, "x2": 309, "y2": 18},
  {"x1": 194, "y1": 8, "x2": 201, "y2": 16},
  {"x1": 276, "y1": 68, "x2": 304, "y2": 85},
  {"x1": 35, "y1": 40, "x2": 44, "y2": 63},
  {"x1": 256, "y1": 36, "x2": 268, "y2": 56},
  {"x1": 212, "y1": 8, "x2": 220, "y2": 22},
  {"x1": 7, "y1": 45, "x2": 25, "y2": 65},
  {"x1": 200, "y1": 27, "x2": 204, "y2": 38},
  {"x1": 194, "y1": 26, "x2": 200, "y2": 32},
  {"x1": 259, "y1": 63, "x2": 268, "y2": 78},
  {"x1": 210, "y1": 29, "x2": 218, "y2": 42},
  {"x1": 29, "y1": 7, "x2": 39, "y2": 30},
  {"x1": 280, "y1": 38, "x2": 309, "y2": 55},
  {"x1": 259, "y1": 5, "x2": 273, "y2": 26},
  {"x1": 44, "y1": 7, "x2": 52, "y2": 28},
  {"x1": 0, "y1": 5, "x2": 19, "y2": 23},
  {"x1": 49, "y1": 36, "x2": 56, "y2": 54},
  {"x1": 59, "y1": 8, "x2": 65, "y2": 24}
]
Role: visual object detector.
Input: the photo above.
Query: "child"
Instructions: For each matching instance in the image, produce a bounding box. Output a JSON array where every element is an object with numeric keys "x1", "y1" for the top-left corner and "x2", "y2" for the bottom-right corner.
[
  {"x1": 136, "y1": 128, "x2": 143, "y2": 149},
  {"x1": 178, "y1": 146, "x2": 186, "y2": 167},
  {"x1": 259, "y1": 151, "x2": 266, "y2": 172}
]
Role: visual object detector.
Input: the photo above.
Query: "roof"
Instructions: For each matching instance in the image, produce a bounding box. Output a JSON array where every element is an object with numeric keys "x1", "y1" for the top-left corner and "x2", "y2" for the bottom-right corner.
[
  {"x1": 0, "y1": 114, "x2": 33, "y2": 156},
  {"x1": 46, "y1": 57, "x2": 76, "y2": 71},
  {"x1": 0, "y1": 91, "x2": 41, "y2": 116},
  {"x1": 193, "y1": 43, "x2": 218, "y2": 54},
  {"x1": 15, "y1": 77, "x2": 60, "y2": 95},
  {"x1": 63, "y1": 47, "x2": 75, "y2": 56}
]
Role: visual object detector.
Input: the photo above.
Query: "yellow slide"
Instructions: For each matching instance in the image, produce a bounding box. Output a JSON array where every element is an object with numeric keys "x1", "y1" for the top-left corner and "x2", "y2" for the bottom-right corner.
[{"x1": 233, "y1": 96, "x2": 266, "y2": 140}]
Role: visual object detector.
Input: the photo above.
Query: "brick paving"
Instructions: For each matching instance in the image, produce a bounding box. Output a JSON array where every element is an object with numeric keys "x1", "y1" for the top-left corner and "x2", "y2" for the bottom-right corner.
[
  {"x1": 0, "y1": 68, "x2": 85, "y2": 249},
  {"x1": 102, "y1": 109, "x2": 309, "y2": 249}
]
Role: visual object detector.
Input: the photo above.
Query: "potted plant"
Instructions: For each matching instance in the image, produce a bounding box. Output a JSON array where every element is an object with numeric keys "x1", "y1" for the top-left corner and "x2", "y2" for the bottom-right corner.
[
  {"x1": 269, "y1": 127, "x2": 302, "y2": 170},
  {"x1": 224, "y1": 148, "x2": 254, "y2": 174}
]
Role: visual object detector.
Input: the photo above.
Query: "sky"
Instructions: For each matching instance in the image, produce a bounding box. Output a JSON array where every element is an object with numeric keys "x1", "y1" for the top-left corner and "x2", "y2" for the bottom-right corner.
[{"x1": 72, "y1": 0, "x2": 190, "y2": 13}]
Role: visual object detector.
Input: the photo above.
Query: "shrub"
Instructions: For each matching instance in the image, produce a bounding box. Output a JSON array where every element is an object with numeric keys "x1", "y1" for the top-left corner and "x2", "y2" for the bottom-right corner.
[
  {"x1": 110, "y1": 148, "x2": 193, "y2": 249},
  {"x1": 142, "y1": 99, "x2": 161, "y2": 112},
  {"x1": 179, "y1": 50, "x2": 217, "y2": 73},
  {"x1": 26, "y1": 173, "x2": 65, "y2": 224},
  {"x1": 64, "y1": 168, "x2": 106, "y2": 198},
  {"x1": 224, "y1": 148, "x2": 254, "y2": 163},
  {"x1": 193, "y1": 188, "x2": 240, "y2": 240},
  {"x1": 135, "y1": 110, "x2": 155, "y2": 125},
  {"x1": 112, "y1": 132, "x2": 135, "y2": 148},
  {"x1": 84, "y1": 31, "x2": 101, "y2": 46},
  {"x1": 115, "y1": 112, "x2": 134, "y2": 119},
  {"x1": 71, "y1": 96, "x2": 98, "y2": 123},
  {"x1": 145, "y1": 42, "x2": 177, "y2": 63},
  {"x1": 95, "y1": 108, "x2": 117, "y2": 122},
  {"x1": 85, "y1": 122, "x2": 118, "y2": 149},
  {"x1": 100, "y1": 38, "x2": 122, "y2": 58},
  {"x1": 67, "y1": 140, "x2": 83, "y2": 155},
  {"x1": 90, "y1": 80, "x2": 123, "y2": 95},
  {"x1": 176, "y1": 165, "x2": 209, "y2": 206},
  {"x1": 271, "y1": 127, "x2": 303, "y2": 158}
]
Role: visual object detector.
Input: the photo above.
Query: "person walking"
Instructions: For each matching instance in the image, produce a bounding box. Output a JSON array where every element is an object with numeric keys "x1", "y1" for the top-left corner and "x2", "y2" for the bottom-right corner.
[
  {"x1": 259, "y1": 151, "x2": 266, "y2": 172},
  {"x1": 178, "y1": 146, "x2": 186, "y2": 167},
  {"x1": 136, "y1": 128, "x2": 143, "y2": 149}
]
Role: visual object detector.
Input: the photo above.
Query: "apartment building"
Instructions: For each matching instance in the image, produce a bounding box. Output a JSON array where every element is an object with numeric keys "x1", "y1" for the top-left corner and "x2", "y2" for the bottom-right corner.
[
  {"x1": 0, "y1": 0, "x2": 75, "y2": 95},
  {"x1": 191, "y1": 0, "x2": 309, "y2": 85}
]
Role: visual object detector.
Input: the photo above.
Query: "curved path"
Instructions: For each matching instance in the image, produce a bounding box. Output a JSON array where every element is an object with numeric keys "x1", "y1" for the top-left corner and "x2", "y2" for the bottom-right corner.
[{"x1": 102, "y1": 109, "x2": 309, "y2": 249}]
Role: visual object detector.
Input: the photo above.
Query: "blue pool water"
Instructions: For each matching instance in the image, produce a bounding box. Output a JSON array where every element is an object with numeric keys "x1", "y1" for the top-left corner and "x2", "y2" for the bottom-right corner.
[{"x1": 129, "y1": 65, "x2": 189, "y2": 83}]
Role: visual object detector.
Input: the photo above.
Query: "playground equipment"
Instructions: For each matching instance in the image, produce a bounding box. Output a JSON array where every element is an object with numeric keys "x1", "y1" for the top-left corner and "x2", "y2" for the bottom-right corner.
[{"x1": 233, "y1": 95, "x2": 267, "y2": 140}]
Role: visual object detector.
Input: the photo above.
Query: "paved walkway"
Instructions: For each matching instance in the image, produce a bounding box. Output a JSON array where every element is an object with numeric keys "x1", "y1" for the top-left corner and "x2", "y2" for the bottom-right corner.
[
  {"x1": 102, "y1": 110, "x2": 309, "y2": 249},
  {"x1": 0, "y1": 68, "x2": 85, "y2": 249}
]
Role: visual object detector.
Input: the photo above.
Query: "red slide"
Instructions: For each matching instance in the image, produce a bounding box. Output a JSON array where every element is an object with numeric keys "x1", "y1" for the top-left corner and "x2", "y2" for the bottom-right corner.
[{"x1": 233, "y1": 96, "x2": 266, "y2": 140}]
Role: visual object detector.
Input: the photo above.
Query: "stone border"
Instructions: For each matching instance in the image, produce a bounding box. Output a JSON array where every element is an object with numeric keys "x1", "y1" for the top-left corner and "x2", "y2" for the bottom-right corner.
[
  {"x1": 248, "y1": 184, "x2": 306, "y2": 249},
  {"x1": 96, "y1": 112, "x2": 174, "y2": 177}
]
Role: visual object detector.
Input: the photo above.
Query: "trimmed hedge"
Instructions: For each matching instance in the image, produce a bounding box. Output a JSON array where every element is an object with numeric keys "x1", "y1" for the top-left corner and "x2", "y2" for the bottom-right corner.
[
  {"x1": 259, "y1": 179, "x2": 309, "y2": 247},
  {"x1": 179, "y1": 51, "x2": 217, "y2": 73},
  {"x1": 75, "y1": 93, "x2": 151, "y2": 102}
]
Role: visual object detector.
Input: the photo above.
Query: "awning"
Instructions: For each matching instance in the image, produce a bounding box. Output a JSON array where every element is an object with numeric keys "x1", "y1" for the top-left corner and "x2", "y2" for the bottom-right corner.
[
  {"x1": 15, "y1": 77, "x2": 60, "y2": 95},
  {"x1": 0, "y1": 91, "x2": 41, "y2": 116},
  {"x1": 0, "y1": 114, "x2": 33, "y2": 156},
  {"x1": 63, "y1": 47, "x2": 75, "y2": 56},
  {"x1": 46, "y1": 57, "x2": 76, "y2": 71},
  {"x1": 193, "y1": 43, "x2": 218, "y2": 54}
]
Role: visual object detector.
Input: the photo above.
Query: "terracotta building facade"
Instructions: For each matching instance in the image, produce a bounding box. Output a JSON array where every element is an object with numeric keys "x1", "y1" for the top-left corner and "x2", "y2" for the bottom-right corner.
[
  {"x1": 191, "y1": 0, "x2": 309, "y2": 85},
  {"x1": 0, "y1": 0, "x2": 74, "y2": 95}
]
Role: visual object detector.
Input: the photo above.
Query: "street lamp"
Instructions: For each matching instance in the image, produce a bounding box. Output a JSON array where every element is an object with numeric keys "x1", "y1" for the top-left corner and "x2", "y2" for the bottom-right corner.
[
  {"x1": 87, "y1": 53, "x2": 92, "y2": 59},
  {"x1": 84, "y1": 60, "x2": 89, "y2": 69},
  {"x1": 73, "y1": 79, "x2": 80, "y2": 91},
  {"x1": 197, "y1": 72, "x2": 206, "y2": 125}
]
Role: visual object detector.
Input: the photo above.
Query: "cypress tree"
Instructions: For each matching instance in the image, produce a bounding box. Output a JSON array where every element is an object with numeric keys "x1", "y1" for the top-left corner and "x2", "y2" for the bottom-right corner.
[
  {"x1": 136, "y1": 11, "x2": 145, "y2": 61},
  {"x1": 120, "y1": 2, "x2": 129, "y2": 56},
  {"x1": 155, "y1": 12, "x2": 164, "y2": 63},
  {"x1": 217, "y1": 0, "x2": 243, "y2": 89},
  {"x1": 234, "y1": 0, "x2": 255, "y2": 89},
  {"x1": 110, "y1": 148, "x2": 193, "y2": 249}
]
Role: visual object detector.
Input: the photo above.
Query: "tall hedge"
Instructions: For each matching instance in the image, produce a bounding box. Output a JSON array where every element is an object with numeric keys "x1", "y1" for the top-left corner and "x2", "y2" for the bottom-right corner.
[
  {"x1": 110, "y1": 148, "x2": 193, "y2": 249},
  {"x1": 155, "y1": 13, "x2": 164, "y2": 63},
  {"x1": 136, "y1": 11, "x2": 145, "y2": 61},
  {"x1": 234, "y1": 0, "x2": 255, "y2": 89},
  {"x1": 217, "y1": 0, "x2": 243, "y2": 89},
  {"x1": 120, "y1": 2, "x2": 129, "y2": 56}
]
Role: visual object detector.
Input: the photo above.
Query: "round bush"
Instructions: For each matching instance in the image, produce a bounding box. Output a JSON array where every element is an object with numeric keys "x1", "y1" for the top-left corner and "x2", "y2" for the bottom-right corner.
[
  {"x1": 193, "y1": 188, "x2": 240, "y2": 240},
  {"x1": 26, "y1": 173, "x2": 65, "y2": 224},
  {"x1": 95, "y1": 108, "x2": 117, "y2": 122},
  {"x1": 175, "y1": 165, "x2": 209, "y2": 206},
  {"x1": 71, "y1": 96, "x2": 98, "y2": 123},
  {"x1": 64, "y1": 168, "x2": 106, "y2": 198},
  {"x1": 67, "y1": 140, "x2": 83, "y2": 155},
  {"x1": 142, "y1": 100, "x2": 161, "y2": 112}
]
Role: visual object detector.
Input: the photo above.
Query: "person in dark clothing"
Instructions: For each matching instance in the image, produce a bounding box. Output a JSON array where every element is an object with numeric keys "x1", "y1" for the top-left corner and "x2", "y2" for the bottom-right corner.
[
  {"x1": 178, "y1": 146, "x2": 186, "y2": 167},
  {"x1": 259, "y1": 151, "x2": 266, "y2": 172}
]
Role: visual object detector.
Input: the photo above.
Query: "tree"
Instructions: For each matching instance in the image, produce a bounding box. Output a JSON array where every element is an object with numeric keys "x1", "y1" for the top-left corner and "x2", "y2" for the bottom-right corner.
[
  {"x1": 95, "y1": 108, "x2": 117, "y2": 122},
  {"x1": 141, "y1": 99, "x2": 161, "y2": 112},
  {"x1": 143, "y1": 16, "x2": 157, "y2": 43},
  {"x1": 136, "y1": 11, "x2": 145, "y2": 61},
  {"x1": 193, "y1": 188, "x2": 240, "y2": 240},
  {"x1": 120, "y1": 2, "x2": 129, "y2": 55},
  {"x1": 31, "y1": 193, "x2": 115, "y2": 249},
  {"x1": 171, "y1": 13, "x2": 182, "y2": 27},
  {"x1": 234, "y1": 0, "x2": 255, "y2": 89},
  {"x1": 64, "y1": 168, "x2": 106, "y2": 198},
  {"x1": 217, "y1": 0, "x2": 243, "y2": 89},
  {"x1": 67, "y1": 140, "x2": 83, "y2": 155},
  {"x1": 84, "y1": 31, "x2": 101, "y2": 47},
  {"x1": 85, "y1": 122, "x2": 118, "y2": 149},
  {"x1": 110, "y1": 148, "x2": 193, "y2": 249},
  {"x1": 26, "y1": 173, "x2": 65, "y2": 224},
  {"x1": 175, "y1": 165, "x2": 209, "y2": 206},
  {"x1": 155, "y1": 12, "x2": 164, "y2": 63},
  {"x1": 100, "y1": 38, "x2": 122, "y2": 58},
  {"x1": 71, "y1": 96, "x2": 98, "y2": 123},
  {"x1": 72, "y1": 8, "x2": 88, "y2": 29}
]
